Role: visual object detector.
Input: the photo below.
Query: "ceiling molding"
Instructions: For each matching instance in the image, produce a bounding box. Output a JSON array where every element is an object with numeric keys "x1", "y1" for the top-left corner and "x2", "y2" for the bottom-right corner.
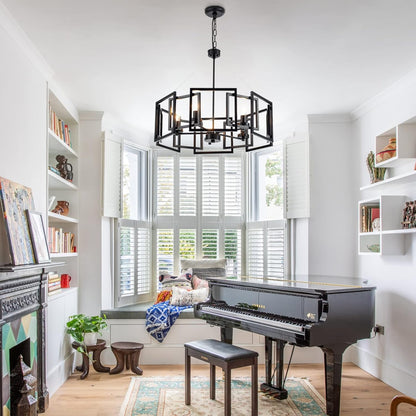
[
  {"x1": 308, "y1": 114, "x2": 352, "y2": 124},
  {"x1": 0, "y1": 1, "x2": 53, "y2": 79},
  {"x1": 351, "y1": 67, "x2": 416, "y2": 121}
]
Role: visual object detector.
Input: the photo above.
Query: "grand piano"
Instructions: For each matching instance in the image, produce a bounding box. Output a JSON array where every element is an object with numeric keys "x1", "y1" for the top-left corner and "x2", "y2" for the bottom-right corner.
[{"x1": 194, "y1": 275, "x2": 375, "y2": 416}]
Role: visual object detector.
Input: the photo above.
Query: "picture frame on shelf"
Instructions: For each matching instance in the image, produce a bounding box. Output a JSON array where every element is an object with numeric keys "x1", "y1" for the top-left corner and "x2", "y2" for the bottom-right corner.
[{"x1": 25, "y1": 210, "x2": 51, "y2": 263}]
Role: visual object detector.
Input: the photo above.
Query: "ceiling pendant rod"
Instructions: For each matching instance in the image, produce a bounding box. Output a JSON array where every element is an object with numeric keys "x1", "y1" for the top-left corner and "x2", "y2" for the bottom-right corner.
[{"x1": 211, "y1": 14, "x2": 216, "y2": 131}]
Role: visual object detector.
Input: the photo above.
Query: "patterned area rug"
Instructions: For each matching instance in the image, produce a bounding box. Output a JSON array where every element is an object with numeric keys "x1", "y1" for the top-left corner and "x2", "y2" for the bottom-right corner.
[{"x1": 119, "y1": 376, "x2": 327, "y2": 416}]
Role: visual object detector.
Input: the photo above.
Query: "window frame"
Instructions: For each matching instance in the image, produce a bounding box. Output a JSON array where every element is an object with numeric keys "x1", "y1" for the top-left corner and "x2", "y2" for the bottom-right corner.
[{"x1": 114, "y1": 142, "x2": 153, "y2": 307}]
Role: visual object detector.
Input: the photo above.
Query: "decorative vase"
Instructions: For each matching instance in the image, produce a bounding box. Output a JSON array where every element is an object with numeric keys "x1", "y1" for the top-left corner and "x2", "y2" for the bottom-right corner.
[
  {"x1": 376, "y1": 138, "x2": 396, "y2": 163},
  {"x1": 84, "y1": 332, "x2": 98, "y2": 346},
  {"x1": 366, "y1": 151, "x2": 386, "y2": 183},
  {"x1": 52, "y1": 200, "x2": 69, "y2": 216}
]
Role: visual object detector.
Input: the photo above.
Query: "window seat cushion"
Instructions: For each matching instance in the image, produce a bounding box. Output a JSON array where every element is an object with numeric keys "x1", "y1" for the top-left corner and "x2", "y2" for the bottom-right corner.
[{"x1": 102, "y1": 303, "x2": 196, "y2": 320}]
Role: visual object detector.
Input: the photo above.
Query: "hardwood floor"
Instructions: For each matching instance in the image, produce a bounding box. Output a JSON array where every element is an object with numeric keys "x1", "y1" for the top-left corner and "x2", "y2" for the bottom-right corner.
[{"x1": 44, "y1": 363, "x2": 414, "y2": 415}]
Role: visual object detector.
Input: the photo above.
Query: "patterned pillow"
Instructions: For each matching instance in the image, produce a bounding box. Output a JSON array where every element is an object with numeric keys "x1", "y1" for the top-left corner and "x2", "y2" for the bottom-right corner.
[
  {"x1": 170, "y1": 286, "x2": 209, "y2": 306},
  {"x1": 191, "y1": 274, "x2": 209, "y2": 290},
  {"x1": 155, "y1": 290, "x2": 172, "y2": 304},
  {"x1": 161, "y1": 281, "x2": 192, "y2": 290}
]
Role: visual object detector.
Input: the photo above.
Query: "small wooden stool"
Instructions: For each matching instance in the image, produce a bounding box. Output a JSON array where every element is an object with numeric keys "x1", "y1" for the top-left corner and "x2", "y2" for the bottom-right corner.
[
  {"x1": 184, "y1": 339, "x2": 258, "y2": 416},
  {"x1": 71, "y1": 339, "x2": 110, "y2": 380},
  {"x1": 110, "y1": 342, "x2": 144, "y2": 375}
]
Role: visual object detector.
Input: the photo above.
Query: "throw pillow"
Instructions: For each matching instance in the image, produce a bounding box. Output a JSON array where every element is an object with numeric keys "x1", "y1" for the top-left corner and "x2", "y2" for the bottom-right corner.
[
  {"x1": 191, "y1": 274, "x2": 209, "y2": 290},
  {"x1": 170, "y1": 286, "x2": 209, "y2": 306}
]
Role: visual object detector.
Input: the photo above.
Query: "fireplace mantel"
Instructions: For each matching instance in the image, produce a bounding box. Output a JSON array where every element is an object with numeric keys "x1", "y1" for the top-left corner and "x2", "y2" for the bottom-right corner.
[{"x1": 0, "y1": 264, "x2": 54, "y2": 415}]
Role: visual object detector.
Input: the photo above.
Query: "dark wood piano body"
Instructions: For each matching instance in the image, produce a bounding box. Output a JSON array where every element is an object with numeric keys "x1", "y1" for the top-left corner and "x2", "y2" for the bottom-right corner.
[{"x1": 194, "y1": 275, "x2": 375, "y2": 416}]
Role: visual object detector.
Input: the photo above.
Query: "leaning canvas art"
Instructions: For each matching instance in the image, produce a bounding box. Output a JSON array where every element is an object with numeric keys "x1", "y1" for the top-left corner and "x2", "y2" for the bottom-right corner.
[{"x1": 0, "y1": 177, "x2": 35, "y2": 265}]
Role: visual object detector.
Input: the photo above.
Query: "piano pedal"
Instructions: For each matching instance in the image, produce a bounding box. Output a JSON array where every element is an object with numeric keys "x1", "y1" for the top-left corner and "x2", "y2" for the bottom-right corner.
[{"x1": 260, "y1": 383, "x2": 288, "y2": 400}]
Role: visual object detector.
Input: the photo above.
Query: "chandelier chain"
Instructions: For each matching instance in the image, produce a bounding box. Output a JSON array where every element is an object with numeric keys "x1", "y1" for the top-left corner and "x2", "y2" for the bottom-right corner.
[{"x1": 212, "y1": 17, "x2": 217, "y2": 49}]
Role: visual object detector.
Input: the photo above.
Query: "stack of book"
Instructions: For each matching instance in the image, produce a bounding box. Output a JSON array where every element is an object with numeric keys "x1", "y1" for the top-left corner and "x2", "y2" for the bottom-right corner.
[
  {"x1": 361, "y1": 205, "x2": 380, "y2": 232},
  {"x1": 49, "y1": 104, "x2": 71, "y2": 147},
  {"x1": 48, "y1": 227, "x2": 75, "y2": 253},
  {"x1": 48, "y1": 272, "x2": 61, "y2": 295}
]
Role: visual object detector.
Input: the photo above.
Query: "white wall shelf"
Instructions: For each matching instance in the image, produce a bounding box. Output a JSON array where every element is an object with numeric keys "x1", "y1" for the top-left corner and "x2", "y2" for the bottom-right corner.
[
  {"x1": 358, "y1": 195, "x2": 413, "y2": 255},
  {"x1": 374, "y1": 117, "x2": 416, "y2": 168},
  {"x1": 360, "y1": 170, "x2": 416, "y2": 191}
]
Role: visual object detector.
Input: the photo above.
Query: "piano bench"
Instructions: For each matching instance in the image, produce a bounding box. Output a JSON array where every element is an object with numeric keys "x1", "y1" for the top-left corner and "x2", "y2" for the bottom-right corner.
[{"x1": 184, "y1": 339, "x2": 258, "y2": 416}]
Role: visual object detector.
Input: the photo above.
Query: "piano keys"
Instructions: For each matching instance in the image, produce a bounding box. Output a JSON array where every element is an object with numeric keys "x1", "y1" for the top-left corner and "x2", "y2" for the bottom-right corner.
[{"x1": 194, "y1": 275, "x2": 375, "y2": 416}]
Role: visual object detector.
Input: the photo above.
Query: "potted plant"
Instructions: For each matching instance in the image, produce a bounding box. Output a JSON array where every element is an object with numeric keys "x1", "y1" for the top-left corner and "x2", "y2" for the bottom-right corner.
[{"x1": 66, "y1": 314, "x2": 107, "y2": 355}]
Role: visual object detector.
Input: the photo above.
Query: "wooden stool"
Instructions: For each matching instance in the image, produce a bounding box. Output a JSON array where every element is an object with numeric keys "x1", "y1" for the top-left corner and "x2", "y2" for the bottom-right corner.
[
  {"x1": 110, "y1": 342, "x2": 144, "y2": 375},
  {"x1": 71, "y1": 339, "x2": 110, "y2": 380},
  {"x1": 184, "y1": 339, "x2": 258, "y2": 416}
]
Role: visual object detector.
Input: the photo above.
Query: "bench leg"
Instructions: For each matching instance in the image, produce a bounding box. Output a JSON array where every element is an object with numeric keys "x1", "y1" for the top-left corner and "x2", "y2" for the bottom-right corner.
[
  {"x1": 251, "y1": 358, "x2": 258, "y2": 416},
  {"x1": 224, "y1": 367, "x2": 231, "y2": 416},
  {"x1": 210, "y1": 364, "x2": 216, "y2": 400},
  {"x1": 185, "y1": 349, "x2": 191, "y2": 405}
]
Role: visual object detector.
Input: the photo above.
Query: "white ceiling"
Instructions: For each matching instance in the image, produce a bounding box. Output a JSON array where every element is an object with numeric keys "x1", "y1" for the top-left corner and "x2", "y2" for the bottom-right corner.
[{"x1": 3, "y1": 0, "x2": 416, "y2": 140}]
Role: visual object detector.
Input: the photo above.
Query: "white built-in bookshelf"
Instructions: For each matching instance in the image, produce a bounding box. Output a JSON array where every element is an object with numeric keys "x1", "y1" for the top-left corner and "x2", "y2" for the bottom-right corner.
[
  {"x1": 359, "y1": 116, "x2": 416, "y2": 255},
  {"x1": 47, "y1": 87, "x2": 79, "y2": 288}
]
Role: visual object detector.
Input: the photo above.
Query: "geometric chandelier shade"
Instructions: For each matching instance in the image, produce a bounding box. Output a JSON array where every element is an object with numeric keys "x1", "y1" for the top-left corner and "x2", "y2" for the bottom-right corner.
[{"x1": 154, "y1": 5, "x2": 274, "y2": 154}]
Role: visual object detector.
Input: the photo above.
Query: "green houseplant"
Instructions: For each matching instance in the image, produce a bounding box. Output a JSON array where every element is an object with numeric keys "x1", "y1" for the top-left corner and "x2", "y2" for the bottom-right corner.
[{"x1": 66, "y1": 314, "x2": 107, "y2": 355}]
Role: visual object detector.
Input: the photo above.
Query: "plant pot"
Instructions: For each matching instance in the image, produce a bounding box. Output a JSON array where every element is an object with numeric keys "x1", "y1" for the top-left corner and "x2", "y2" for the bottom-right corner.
[{"x1": 84, "y1": 332, "x2": 98, "y2": 346}]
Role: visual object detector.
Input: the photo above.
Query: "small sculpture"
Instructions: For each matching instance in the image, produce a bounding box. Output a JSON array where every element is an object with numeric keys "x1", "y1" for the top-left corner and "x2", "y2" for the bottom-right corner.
[
  {"x1": 52, "y1": 201, "x2": 69, "y2": 216},
  {"x1": 401, "y1": 200, "x2": 416, "y2": 229},
  {"x1": 56, "y1": 155, "x2": 73, "y2": 182}
]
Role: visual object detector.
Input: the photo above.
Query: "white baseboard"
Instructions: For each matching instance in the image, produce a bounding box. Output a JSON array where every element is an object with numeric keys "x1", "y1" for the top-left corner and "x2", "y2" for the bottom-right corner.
[
  {"x1": 349, "y1": 345, "x2": 416, "y2": 397},
  {"x1": 46, "y1": 352, "x2": 76, "y2": 397}
]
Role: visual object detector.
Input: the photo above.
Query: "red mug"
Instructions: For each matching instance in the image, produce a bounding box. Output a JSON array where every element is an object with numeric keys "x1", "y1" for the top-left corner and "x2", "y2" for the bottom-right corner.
[{"x1": 61, "y1": 274, "x2": 71, "y2": 288}]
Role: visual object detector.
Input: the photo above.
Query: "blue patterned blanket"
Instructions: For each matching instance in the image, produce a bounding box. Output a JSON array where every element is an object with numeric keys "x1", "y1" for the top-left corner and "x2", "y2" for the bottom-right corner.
[{"x1": 145, "y1": 301, "x2": 192, "y2": 343}]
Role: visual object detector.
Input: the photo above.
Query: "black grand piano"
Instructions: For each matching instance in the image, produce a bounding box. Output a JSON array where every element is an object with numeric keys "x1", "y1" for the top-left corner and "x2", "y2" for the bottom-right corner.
[{"x1": 195, "y1": 275, "x2": 375, "y2": 416}]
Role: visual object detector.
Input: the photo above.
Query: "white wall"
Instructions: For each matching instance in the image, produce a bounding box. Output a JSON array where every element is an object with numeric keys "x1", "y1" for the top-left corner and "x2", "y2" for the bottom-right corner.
[
  {"x1": 0, "y1": 23, "x2": 47, "y2": 215},
  {"x1": 351, "y1": 71, "x2": 416, "y2": 397},
  {"x1": 306, "y1": 114, "x2": 356, "y2": 276}
]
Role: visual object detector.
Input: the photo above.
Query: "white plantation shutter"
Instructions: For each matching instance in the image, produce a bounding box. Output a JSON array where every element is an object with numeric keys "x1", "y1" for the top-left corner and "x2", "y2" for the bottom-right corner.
[
  {"x1": 180, "y1": 158, "x2": 197, "y2": 216},
  {"x1": 119, "y1": 224, "x2": 135, "y2": 296},
  {"x1": 246, "y1": 221, "x2": 286, "y2": 279},
  {"x1": 154, "y1": 153, "x2": 244, "y2": 277},
  {"x1": 157, "y1": 157, "x2": 174, "y2": 216},
  {"x1": 224, "y1": 229, "x2": 241, "y2": 277},
  {"x1": 202, "y1": 157, "x2": 219, "y2": 216},
  {"x1": 157, "y1": 229, "x2": 174, "y2": 275},
  {"x1": 202, "y1": 229, "x2": 219, "y2": 259},
  {"x1": 247, "y1": 228, "x2": 264, "y2": 277},
  {"x1": 224, "y1": 157, "x2": 242, "y2": 216},
  {"x1": 267, "y1": 227, "x2": 285, "y2": 278},
  {"x1": 117, "y1": 220, "x2": 152, "y2": 305},
  {"x1": 179, "y1": 229, "x2": 196, "y2": 260},
  {"x1": 136, "y1": 228, "x2": 151, "y2": 294}
]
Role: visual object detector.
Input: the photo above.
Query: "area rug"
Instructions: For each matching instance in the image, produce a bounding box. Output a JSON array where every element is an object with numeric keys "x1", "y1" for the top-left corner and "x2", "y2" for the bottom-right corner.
[{"x1": 119, "y1": 376, "x2": 327, "y2": 416}]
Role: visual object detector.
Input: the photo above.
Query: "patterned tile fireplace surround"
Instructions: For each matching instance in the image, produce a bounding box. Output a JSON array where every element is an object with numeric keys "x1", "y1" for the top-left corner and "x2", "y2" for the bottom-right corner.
[{"x1": 0, "y1": 265, "x2": 49, "y2": 416}]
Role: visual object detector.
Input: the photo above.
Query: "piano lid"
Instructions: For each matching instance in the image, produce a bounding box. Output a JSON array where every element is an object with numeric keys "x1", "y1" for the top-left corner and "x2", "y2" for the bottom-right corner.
[{"x1": 206, "y1": 274, "x2": 375, "y2": 294}]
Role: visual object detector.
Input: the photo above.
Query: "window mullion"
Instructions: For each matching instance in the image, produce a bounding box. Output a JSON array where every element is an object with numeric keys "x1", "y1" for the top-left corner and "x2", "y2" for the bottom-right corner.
[{"x1": 196, "y1": 157, "x2": 203, "y2": 259}]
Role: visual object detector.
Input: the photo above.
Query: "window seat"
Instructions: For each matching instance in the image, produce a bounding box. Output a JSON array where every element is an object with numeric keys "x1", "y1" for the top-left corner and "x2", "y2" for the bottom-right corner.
[{"x1": 101, "y1": 303, "x2": 196, "y2": 320}]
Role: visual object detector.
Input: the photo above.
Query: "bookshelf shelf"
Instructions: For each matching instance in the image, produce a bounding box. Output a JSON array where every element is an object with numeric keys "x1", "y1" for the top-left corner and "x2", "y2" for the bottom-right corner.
[
  {"x1": 48, "y1": 211, "x2": 78, "y2": 223},
  {"x1": 48, "y1": 170, "x2": 78, "y2": 191},
  {"x1": 48, "y1": 129, "x2": 78, "y2": 158},
  {"x1": 360, "y1": 170, "x2": 416, "y2": 191},
  {"x1": 50, "y1": 252, "x2": 78, "y2": 258}
]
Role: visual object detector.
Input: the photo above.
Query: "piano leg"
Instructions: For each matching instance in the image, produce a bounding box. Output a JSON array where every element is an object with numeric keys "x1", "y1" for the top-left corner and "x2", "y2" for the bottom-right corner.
[
  {"x1": 260, "y1": 337, "x2": 288, "y2": 400},
  {"x1": 321, "y1": 344, "x2": 348, "y2": 416},
  {"x1": 221, "y1": 326, "x2": 233, "y2": 344}
]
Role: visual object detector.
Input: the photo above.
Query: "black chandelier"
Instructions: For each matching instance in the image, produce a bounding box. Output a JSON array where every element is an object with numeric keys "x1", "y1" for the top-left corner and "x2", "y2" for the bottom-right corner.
[{"x1": 154, "y1": 5, "x2": 274, "y2": 154}]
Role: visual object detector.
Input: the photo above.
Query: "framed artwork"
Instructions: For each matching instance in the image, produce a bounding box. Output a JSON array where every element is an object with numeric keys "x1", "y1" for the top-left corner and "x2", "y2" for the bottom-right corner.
[
  {"x1": 0, "y1": 177, "x2": 35, "y2": 265},
  {"x1": 25, "y1": 210, "x2": 50, "y2": 264}
]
